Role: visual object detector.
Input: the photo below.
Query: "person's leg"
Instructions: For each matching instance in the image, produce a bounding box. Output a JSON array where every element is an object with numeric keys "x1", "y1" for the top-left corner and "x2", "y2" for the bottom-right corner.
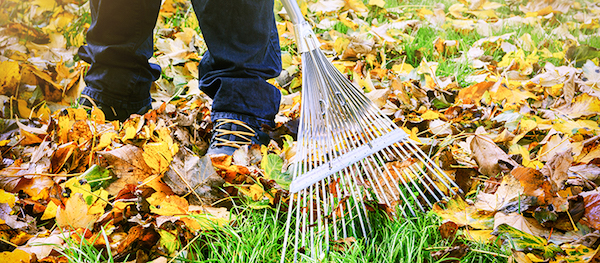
[
  {"x1": 78, "y1": 0, "x2": 162, "y2": 121},
  {"x1": 191, "y1": 0, "x2": 282, "y2": 130}
]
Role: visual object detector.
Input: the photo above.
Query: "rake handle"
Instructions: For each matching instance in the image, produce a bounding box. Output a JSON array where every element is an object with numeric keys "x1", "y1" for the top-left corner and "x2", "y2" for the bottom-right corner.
[
  {"x1": 280, "y1": 0, "x2": 320, "y2": 53},
  {"x1": 280, "y1": 0, "x2": 305, "y2": 25}
]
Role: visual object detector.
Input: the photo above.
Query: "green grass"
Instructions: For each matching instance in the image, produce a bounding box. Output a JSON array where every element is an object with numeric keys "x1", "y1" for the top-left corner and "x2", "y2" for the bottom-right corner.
[
  {"x1": 56, "y1": 227, "x2": 117, "y2": 263},
  {"x1": 169, "y1": 205, "x2": 508, "y2": 263}
]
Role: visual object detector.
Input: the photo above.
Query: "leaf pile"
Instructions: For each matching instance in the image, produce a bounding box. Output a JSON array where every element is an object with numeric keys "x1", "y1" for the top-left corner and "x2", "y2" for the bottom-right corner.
[{"x1": 0, "y1": 0, "x2": 600, "y2": 262}]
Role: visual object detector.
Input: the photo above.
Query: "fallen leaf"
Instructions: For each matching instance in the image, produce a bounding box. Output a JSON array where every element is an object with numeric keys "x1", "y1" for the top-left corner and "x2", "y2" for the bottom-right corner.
[
  {"x1": 147, "y1": 192, "x2": 188, "y2": 216},
  {"x1": 433, "y1": 195, "x2": 494, "y2": 229},
  {"x1": 493, "y1": 223, "x2": 563, "y2": 259},
  {"x1": 470, "y1": 127, "x2": 518, "y2": 177},
  {"x1": 474, "y1": 173, "x2": 524, "y2": 212},
  {"x1": 0, "y1": 61, "x2": 20, "y2": 96},
  {"x1": 581, "y1": 190, "x2": 600, "y2": 230},
  {"x1": 540, "y1": 149, "x2": 573, "y2": 189},
  {"x1": 0, "y1": 249, "x2": 30, "y2": 263},
  {"x1": 56, "y1": 193, "x2": 99, "y2": 230}
]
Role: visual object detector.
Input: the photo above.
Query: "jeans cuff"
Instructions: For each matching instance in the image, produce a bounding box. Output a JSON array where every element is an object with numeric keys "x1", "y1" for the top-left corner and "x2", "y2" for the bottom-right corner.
[
  {"x1": 211, "y1": 111, "x2": 275, "y2": 129},
  {"x1": 82, "y1": 88, "x2": 152, "y2": 111}
]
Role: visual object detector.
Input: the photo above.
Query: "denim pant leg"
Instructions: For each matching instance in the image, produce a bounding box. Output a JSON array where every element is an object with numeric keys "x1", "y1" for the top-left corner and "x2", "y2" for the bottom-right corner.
[
  {"x1": 191, "y1": 0, "x2": 282, "y2": 128},
  {"x1": 78, "y1": 0, "x2": 161, "y2": 111}
]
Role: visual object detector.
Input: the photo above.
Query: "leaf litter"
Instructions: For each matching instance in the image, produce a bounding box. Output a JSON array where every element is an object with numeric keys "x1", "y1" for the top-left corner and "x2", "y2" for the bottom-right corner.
[{"x1": 0, "y1": 0, "x2": 600, "y2": 261}]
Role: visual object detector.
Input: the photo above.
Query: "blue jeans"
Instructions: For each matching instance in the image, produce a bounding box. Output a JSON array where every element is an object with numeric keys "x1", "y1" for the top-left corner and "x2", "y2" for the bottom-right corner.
[{"x1": 78, "y1": 0, "x2": 282, "y2": 127}]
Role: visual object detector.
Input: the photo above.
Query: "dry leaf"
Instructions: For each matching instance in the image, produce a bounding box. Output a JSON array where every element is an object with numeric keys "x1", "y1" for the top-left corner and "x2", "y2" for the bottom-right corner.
[{"x1": 470, "y1": 127, "x2": 518, "y2": 177}]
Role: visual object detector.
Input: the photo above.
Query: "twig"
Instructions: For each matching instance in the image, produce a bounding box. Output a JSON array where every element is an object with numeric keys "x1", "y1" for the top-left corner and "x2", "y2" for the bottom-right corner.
[
  {"x1": 168, "y1": 231, "x2": 203, "y2": 263},
  {"x1": 425, "y1": 247, "x2": 509, "y2": 258},
  {"x1": 470, "y1": 248, "x2": 510, "y2": 258},
  {"x1": 0, "y1": 237, "x2": 18, "y2": 247},
  {"x1": 169, "y1": 163, "x2": 203, "y2": 202}
]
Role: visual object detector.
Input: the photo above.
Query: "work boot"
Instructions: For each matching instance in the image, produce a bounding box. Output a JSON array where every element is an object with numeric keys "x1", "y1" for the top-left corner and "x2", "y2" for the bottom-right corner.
[
  {"x1": 79, "y1": 96, "x2": 152, "y2": 122},
  {"x1": 206, "y1": 118, "x2": 270, "y2": 156}
]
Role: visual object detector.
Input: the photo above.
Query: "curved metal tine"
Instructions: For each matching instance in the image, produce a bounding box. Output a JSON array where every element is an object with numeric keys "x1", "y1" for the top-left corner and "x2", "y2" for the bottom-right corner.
[
  {"x1": 310, "y1": 50, "x2": 374, "y2": 145},
  {"x1": 341, "y1": 164, "x2": 370, "y2": 235},
  {"x1": 377, "y1": 143, "x2": 433, "y2": 211},
  {"x1": 309, "y1": 184, "x2": 317, "y2": 258},
  {"x1": 367, "y1": 153, "x2": 417, "y2": 217},
  {"x1": 369, "y1": 150, "x2": 422, "y2": 213},
  {"x1": 320, "y1": 88, "x2": 372, "y2": 237},
  {"x1": 382, "y1": 146, "x2": 435, "y2": 208},
  {"x1": 322, "y1": 60, "x2": 395, "y2": 134},
  {"x1": 281, "y1": 192, "x2": 296, "y2": 263},
  {"x1": 395, "y1": 142, "x2": 453, "y2": 199},
  {"x1": 319, "y1": 179, "x2": 331, "y2": 247},
  {"x1": 386, "y1": 143, "x2": 447, "y2": 202},
  {"x1": 331, "y1": 172, "x2": 349, "y2": 238},
  {"x1": 390, "y1": 164, "x2": 430, "y2": 212},
  {"x1": 308, "y1": 49, "x2": 368, "y2": 240},
  {"x1": 406, "y1": 141, "x2": 460, "y2": 194},
  {"x1": 293, "y1": 190, "x2": 303, "y2": 262},
  {"x1": 336, "y1": 169, "x2": 361, "y2": 237},
  {"x1": 359, "y1": 158, "x2": 397, "y2": 216}
]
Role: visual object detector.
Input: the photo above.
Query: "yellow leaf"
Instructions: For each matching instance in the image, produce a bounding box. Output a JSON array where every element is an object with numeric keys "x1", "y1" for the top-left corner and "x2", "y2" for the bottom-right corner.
[
  {"x1": 511, "y1": 119, "x2": 537, "y2": 144},
  {"x1": 95, "y1": 132, "x2": 117, "y2": 150},
  {"x1": 17, "y1": 100, "x2": 32, "y2": 119},
  {"x1": 61, "y1": 177, "x2": 93, "y2": 204},
  {"x1": 355, "y1": 72, "x2": 375, "y2": 92},
  {"x1": 0, "y1": 249, "x2": 31, "y2": 263},
  {"x1": 0, "y1": 61, "x2": 20, "y2": 96},
  {"x1": 0, "y1": 189, "x2": 16, "y2": 207},
  {"x1": 182, "y1": 206, "x2": 233, "y2": 231},
  {"x1": 41, "y1": 201, "x2": 58, "y2": 220},
  {"x1": 421, "y1": 110, "x2": 440, "y2": 120},
  {"x1": 344, "y1": 0, "x2": 368, "y2": 15},
  {"x1": 368, "y1": 0, "x2": 385, "y2": 8},
  {"x1": 121, "y1": 126, "x2": 137, "y2": 141},
  {"x1": 433, "y1": 195, "x2": 494, "y2": 229},
  {"x1": 88, "y1": 189, "x2": 109, "y2": 215},
  {"x1": 391, "y1": 63, "x2": 414, "y2": 75},
  {"x1": 526, "y1": 6, "x2": 553, "y2": 17},
  {"x1": 90, "y1": 107, "x2": 105, "y2": 124},
  {"x1": 552, "y1": 244, "x2": 598, "y2": 263},
  {"x1": 581, "y1": 18, "x2": 600, "y2": 30},
  {"x1": 410, "y1": 127, "x2": 421, "y2": 144},
  {"x1": 143, "y1": 141, "x2": 174, "y2": 174},
  {"x1": 463, "y1": 229, "x2": 494, "y2": 244},
  {"x1": 56, "y1": 193, "x2": 99, "y2": 229},
  {"x1": 147, "y1": 192, "x2": 188, "y2": 216}
]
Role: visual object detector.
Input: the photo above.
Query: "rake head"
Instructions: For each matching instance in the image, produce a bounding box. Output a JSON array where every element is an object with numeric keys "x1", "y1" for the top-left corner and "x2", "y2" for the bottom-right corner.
[{"x1": 279, "y1": 1, "x2": 460, "y2": 261}]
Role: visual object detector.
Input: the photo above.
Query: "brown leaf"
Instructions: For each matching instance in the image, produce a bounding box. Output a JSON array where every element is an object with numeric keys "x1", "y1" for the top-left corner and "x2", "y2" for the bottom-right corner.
[
  {"x1": 430, "y1": 243, "x2": 469, "y2": 263},
  {"x1": 331, "y1": 237, "x2": 357, "y2": 252},
  {"x1": 470, "y1": 127, "x2": 518, "y2": 177},
  {"x1": 475, "y1": 173, "x2": 524, "y2": 212},
  {"x1": 115, "y1": 225, "x2": 160, "y2": 256},
  {"x1": 540, "y1": 149, "x2": 573, "y2": 189},
  {"x1": 574, "y1": 136, "x2": 600, "y2": 164},
  {"x1": 98, "y1": 145, "x2": 153, "y2": 195},
  {"x1": 50, "y1": 142, "x2": 77, "y2": 173},
  {"x1": 581, "y1": 190, "x2": 600, "y2": 230},
  {"x1": 439, "y1": 221, "x2": 459, "y2": 240},
  {"x1": 5, "y1": 23, "x2": 49, "y2": 43}
]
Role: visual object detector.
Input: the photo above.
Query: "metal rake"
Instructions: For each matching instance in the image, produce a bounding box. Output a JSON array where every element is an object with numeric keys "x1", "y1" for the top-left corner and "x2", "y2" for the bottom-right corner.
[{"x1": 279, "y1": 0, "x2": 460, "y2": 261}]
